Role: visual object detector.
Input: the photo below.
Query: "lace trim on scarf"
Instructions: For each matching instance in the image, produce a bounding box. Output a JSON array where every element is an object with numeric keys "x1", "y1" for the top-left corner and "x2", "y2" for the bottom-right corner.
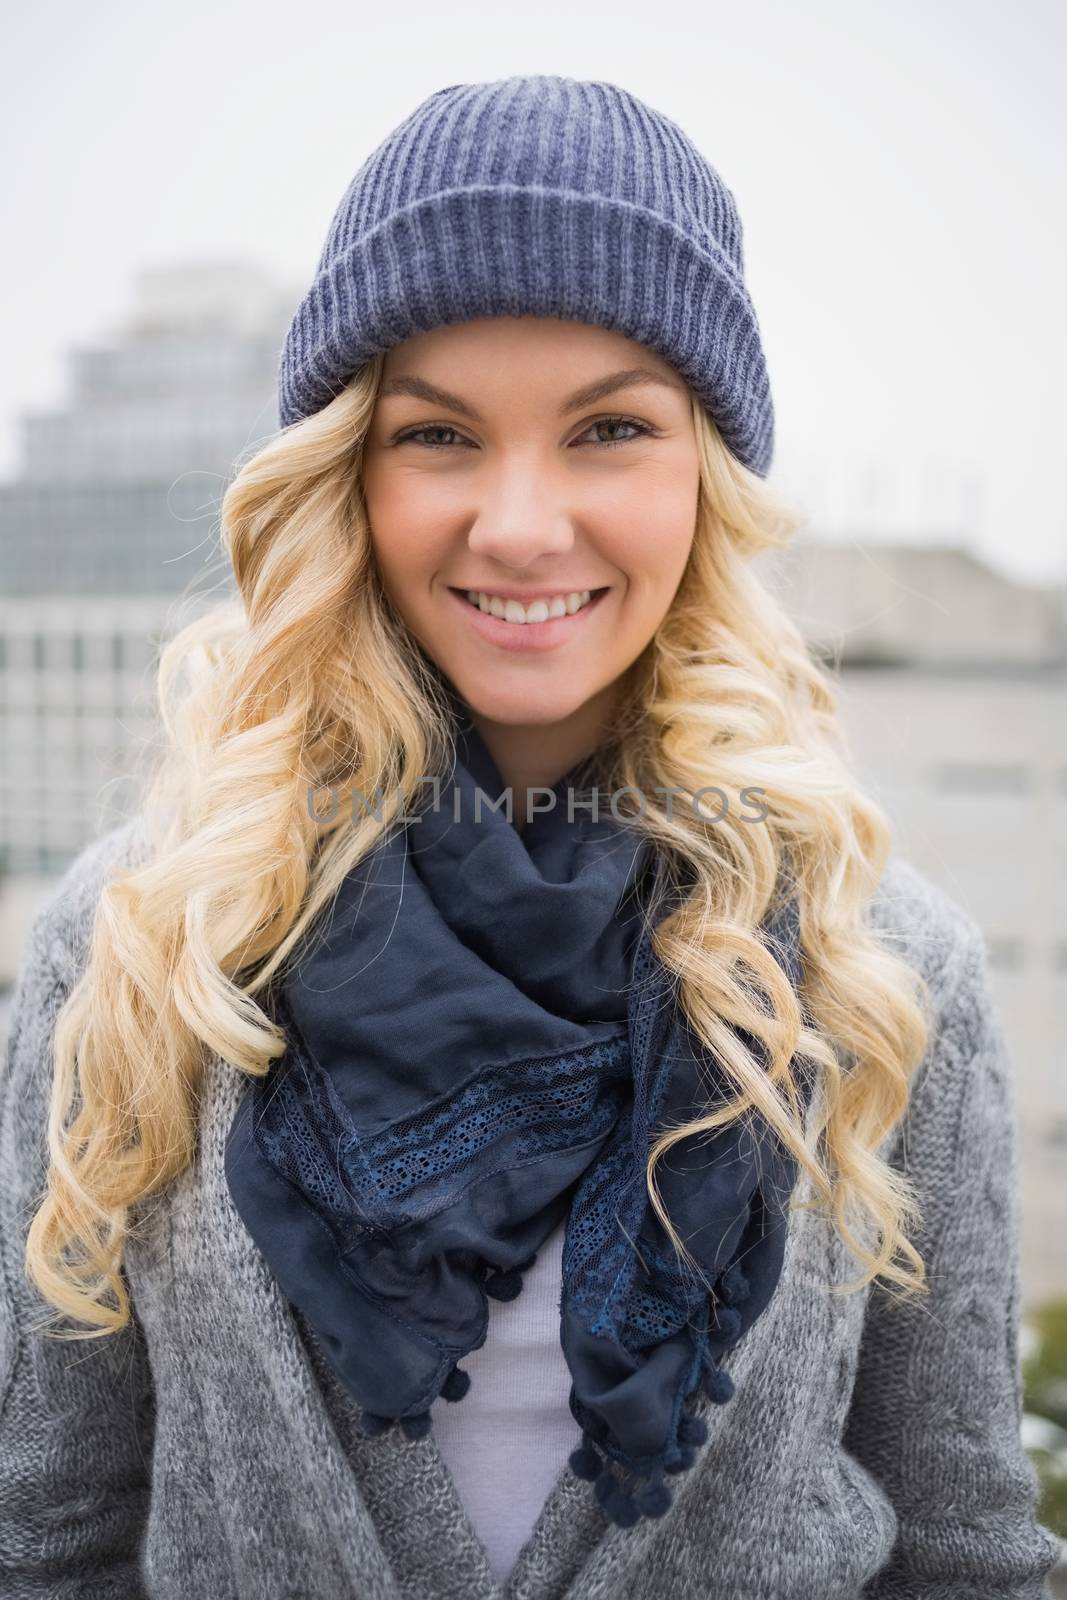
[{"x1": 254, "y1": 1006, "x2": 633, "y2": 1232}]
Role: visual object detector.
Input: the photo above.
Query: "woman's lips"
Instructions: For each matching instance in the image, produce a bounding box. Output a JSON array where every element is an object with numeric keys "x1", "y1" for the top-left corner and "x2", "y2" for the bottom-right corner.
[{"x1": 447, "y1": 587, "x2": 610, "y2": 653}]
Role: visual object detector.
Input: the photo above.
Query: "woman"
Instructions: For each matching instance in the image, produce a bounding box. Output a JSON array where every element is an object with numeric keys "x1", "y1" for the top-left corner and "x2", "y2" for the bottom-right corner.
[{"x1": 1, "y1": 75, "x2": 1060, "y2": 1599}]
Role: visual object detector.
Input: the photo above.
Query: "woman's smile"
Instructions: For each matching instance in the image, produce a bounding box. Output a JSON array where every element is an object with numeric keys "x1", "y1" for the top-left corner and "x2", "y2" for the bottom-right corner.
[{"x1": 446, "y1": 584, "x2": 611, "y2": 653}]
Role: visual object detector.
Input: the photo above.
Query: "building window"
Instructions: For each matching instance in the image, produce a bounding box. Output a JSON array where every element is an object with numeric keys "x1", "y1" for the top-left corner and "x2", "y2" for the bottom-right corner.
[
  {"x1": 985, "y1": 937, "x2": 1027, "y2": 971},
  {"x1": 930, "y1": 762, "x2": 1032, "y2": 795},
  {"x1": 1043, "y1": 1114, "x2": 1067, "y2": 1153}
]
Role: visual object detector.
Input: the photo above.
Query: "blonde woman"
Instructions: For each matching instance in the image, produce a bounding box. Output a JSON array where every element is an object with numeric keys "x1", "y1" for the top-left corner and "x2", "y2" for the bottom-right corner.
[{"x1": 1, "y1": 76, "x2": 1060, "y2": 1600}]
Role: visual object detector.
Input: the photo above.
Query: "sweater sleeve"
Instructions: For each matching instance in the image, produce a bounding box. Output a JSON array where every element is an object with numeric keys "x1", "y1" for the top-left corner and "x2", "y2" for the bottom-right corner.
[
  {"x1": 0, "y1": 894, "x2": 155, "y2": 1598},
  {"x1": 843, "y1": 918, "x2": 1063, "y2": 1598}
]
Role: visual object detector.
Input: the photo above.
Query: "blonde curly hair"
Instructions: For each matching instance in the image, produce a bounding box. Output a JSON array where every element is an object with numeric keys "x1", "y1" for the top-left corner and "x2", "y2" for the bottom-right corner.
[{"x1": 24, "y1": 353, "x2": 933, "y2": 1341}]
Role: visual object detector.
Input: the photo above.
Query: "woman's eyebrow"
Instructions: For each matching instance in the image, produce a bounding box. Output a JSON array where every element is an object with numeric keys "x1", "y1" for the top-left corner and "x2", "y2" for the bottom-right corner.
[{"x1": 378, "y1": 367, "x2": 684, "y2": 423}]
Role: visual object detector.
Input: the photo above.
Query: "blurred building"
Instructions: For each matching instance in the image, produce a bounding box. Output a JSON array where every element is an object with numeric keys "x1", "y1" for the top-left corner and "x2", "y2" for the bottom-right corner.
[
  {"x1": 0, "y1": 593, "x2": 204, "y2": 874},
  {"x1": 757, "y1": 539, "x2": 1067, "y2": 1303},
  {"x1": 0, "y1": 260, "x2": 292, "y2": 598},
  {"x1": 0, "y1": 260, "x2": 284, "y2": 964},
  {"x1": 0, "y1": 262, "x2": 1064, "y2": 1306}
]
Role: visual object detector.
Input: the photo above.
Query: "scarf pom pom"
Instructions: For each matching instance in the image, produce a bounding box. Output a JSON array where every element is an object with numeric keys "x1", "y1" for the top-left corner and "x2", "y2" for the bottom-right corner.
[
  {"x1": 569, "y1": 1434, "x2": 603, "y2": 1481},
  {"x1": 440, "y1": 1364, "x2": 471, "y2": 1401},
  {"x1": 702, "y1": 1359, "x2": 736, "y2": 1405},
  {"x1": 399, "y1": 1410, "x2": 433, "y2": 1440},
  {"x1": 594, "y1": 1467, "x2": 639, "y2": 1527},
  {"x1": 719, "y1": 1260, "x2": 751, "y2": 1306},
  {"x1": 484, "y1": 1267, "x2": 524, "y2": 1301},
  {"x1": 358, "y1": 1410, "x2": 394, "y2": 1437},
  {"x1": 635, "y1": 1470, "x2": 673, "y2": 1518},
  {"x1": 483, "y1": 1250, "x2": 539, "y2": 1300},
  {"x1": 711, "y1": 1304, "x2": 742, "y2": 1342},
  {"x1": 678, "y1": 1412, "x2": 709, "y2": 1447}
]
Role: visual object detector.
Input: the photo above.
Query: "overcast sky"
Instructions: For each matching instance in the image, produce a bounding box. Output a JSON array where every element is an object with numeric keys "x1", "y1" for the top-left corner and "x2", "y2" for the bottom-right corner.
[{"x1": 3, "y1": 0, "x2": 1064, "y2": 585}]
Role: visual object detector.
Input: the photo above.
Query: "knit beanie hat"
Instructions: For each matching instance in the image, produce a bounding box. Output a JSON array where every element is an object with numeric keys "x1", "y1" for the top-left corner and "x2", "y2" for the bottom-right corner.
[{"x1": 278, "y1": 75, "x2": 775, "y2": 478}]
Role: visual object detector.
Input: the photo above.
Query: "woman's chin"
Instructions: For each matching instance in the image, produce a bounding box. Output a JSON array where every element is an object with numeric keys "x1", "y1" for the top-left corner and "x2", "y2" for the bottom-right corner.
[
  {"x1": 440, "y1": 672, "x2": 595, "y2": 730},
  {"x1": 461, "y1": 693, "x2": 590, "y2": 729}
]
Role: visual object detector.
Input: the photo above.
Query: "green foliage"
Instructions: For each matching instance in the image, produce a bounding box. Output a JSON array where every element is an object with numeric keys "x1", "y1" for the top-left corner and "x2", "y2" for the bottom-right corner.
[{"x1": 1023, "y1": 1298, "x2": 1067, "y2": 1542}]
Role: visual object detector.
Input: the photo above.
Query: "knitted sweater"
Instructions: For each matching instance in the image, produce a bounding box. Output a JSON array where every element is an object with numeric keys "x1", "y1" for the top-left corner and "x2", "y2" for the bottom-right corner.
[{"x1": 0, "y1": 817, "x2": 1061, "y2": 1599}]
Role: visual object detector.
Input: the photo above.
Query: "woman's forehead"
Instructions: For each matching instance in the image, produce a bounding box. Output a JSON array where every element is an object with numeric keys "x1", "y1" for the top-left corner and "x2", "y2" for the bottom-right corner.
[{"x1": 379, "y1": 316, "x2": 681, "y2": 376}]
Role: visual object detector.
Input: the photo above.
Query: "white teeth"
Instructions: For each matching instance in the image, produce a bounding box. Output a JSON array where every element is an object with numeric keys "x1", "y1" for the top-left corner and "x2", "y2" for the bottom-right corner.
[{"x1": 464, "y1": 589, "x2": 595, "y2": 624}]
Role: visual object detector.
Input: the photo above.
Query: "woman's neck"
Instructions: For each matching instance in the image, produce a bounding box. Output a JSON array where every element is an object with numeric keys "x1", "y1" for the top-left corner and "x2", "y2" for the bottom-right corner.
[{"x1": 467, "y1": 684, "x2": 620, "y2": 826}]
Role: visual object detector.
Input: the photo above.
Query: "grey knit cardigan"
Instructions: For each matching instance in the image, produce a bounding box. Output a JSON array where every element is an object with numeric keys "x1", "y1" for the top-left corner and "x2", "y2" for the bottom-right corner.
[{"x1": 1, "y1": 816, "x2": 1061, "y2": 1599}]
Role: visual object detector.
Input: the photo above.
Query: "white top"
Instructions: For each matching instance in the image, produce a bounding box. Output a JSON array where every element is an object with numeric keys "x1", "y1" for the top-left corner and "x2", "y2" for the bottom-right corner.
[{"x1": 430, "y1": 1214, "x2": 579, "y2": 1585}]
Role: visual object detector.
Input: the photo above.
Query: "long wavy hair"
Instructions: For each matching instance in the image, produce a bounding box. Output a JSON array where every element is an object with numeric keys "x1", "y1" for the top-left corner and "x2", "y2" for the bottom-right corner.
[{"x1": 24, "y1": 350, "x2": 934, "y2": 1341}]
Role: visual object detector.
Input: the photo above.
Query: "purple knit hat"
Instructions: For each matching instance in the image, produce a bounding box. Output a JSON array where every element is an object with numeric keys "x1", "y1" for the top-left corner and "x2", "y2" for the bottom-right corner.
[{"x1": 278, "y1": 75, "x2": 775, "y2": 476}]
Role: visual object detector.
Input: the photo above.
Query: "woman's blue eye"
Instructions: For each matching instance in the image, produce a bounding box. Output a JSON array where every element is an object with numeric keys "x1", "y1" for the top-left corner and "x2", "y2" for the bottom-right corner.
[{"x1": 392, "y1": 415, "x2": 654, "y2": 451}]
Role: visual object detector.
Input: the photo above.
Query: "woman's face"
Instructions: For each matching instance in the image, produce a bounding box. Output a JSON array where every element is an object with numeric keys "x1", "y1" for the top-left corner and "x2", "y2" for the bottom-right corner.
[{"x1": 361, "y1": 316, "x2": 700, "y2": 742}]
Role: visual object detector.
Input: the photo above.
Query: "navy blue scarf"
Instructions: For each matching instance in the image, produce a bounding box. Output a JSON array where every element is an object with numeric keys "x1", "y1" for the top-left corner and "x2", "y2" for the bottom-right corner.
[{"x1": 224, "y1": 709, "x2": 813, "y2": 1529}]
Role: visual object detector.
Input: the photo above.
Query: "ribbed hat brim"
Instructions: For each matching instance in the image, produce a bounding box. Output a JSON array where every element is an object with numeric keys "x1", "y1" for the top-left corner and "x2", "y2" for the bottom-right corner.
[{"x1": 277, "y1": 185, "x2": 774, "y2": 478}]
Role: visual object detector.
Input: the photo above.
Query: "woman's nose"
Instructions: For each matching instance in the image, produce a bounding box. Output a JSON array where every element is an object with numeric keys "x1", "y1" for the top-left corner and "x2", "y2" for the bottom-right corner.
[
  {"x1": 464, "y1": 467, "x2": 576, "y2": 571},
  {"x1": 466, "y1": 522, "x2": 576, "y2": 573}
]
